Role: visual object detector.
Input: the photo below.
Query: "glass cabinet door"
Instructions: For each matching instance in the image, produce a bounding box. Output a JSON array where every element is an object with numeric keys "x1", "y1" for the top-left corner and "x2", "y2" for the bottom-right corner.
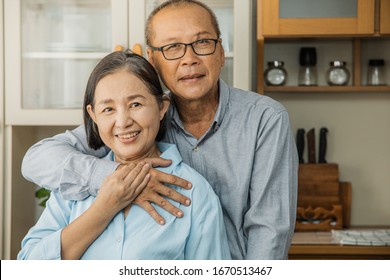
[
  {"x1": 4, "y1": 0, "x2": 128, "y2": 125},
  {"x1": 129, "y1": 0, "x2": 254, "y2": 91},
  {"x1": 21, "y1": 0, "x2": 112, "y2": 110},
  {"x1": 261, "y1": 0, "x2": 375, "y2": 36}
]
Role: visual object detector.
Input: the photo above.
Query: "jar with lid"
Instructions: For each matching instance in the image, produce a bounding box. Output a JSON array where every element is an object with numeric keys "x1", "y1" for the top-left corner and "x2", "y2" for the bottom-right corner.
[
  {"x1": 367, "y1": 59, "x2": 387, "y2": 86},
  {"x1": 264, "y1": 61, "x2": 288, "y2": 86},
  {"x1": 326, "y1": 61, "x2": 350, "y2": 86}
]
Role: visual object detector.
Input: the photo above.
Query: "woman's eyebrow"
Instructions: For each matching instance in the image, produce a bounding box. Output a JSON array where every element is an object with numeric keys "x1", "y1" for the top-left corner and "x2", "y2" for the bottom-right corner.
[
  {"x1": 96, "y1": 94, "x2": 147, "y2": 106},
  {"x1": 126, "y1": 94, "x2": 147, "y2": 101}
]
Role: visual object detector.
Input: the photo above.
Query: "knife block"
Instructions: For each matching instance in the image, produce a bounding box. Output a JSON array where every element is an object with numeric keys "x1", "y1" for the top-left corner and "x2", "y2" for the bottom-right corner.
[{"x1": 295, "y1": 163, "x2": 352, "y2": 231}]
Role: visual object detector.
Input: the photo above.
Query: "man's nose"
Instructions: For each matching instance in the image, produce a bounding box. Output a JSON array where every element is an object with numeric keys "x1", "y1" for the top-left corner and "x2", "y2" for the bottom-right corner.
[{"x1": 180, "y1": 45, "x2": 200, "y2": 65}]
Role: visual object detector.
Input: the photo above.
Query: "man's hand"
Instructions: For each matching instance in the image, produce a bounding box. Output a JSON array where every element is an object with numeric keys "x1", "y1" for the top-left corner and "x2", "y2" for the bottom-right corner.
[
  {"x1": 128, "y1": 157, "x2": 192, "y2": 225},
  {"x1": 134, "y1": 168, "x2": 192, "y2": 225},
  {"x1": 113, "y1": 157, "x2": 192, "y2": 225}
]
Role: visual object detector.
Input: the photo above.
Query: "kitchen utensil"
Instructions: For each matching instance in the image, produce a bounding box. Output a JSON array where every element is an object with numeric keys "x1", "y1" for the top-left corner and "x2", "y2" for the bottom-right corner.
[
  {"x1": 367, "y1": 59, "x2": 387, "y2": 85},
  {"x1": 307, "y1": 128, "x2": 316, "y2": 163},
  {"x1": 296, "y1": 128, "x2": 305, "y2": 163},
  {"x1": 298, "y1": 47, "x2": 317, "y2": 86},
  {"x1": 318, "y1": 127, "x2": 328, "y2": 163}
]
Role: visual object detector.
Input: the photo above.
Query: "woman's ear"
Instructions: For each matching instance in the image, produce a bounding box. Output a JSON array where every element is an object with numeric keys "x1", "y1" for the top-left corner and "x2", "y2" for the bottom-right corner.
[
  {"x1": 86, "y1": 104, "x2": 97, "y2": 123},
  {"x1": 159, "y1": 95, "x2": 170, "y2": 121}
]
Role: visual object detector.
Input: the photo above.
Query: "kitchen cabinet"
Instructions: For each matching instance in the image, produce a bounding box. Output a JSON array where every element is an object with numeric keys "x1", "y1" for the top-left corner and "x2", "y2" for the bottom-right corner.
[
  {"x1": 4, "y1": 0, "x2": 254, "y2": 126},
  {"x1": 261, "y1": 0, "x2": 390, "y2": 36},
  {"x1": 1, "y1": 0, "x2": 255, "y2": 259},
  {"x1": 257, "y1": 0, "x2": 390, "y2": 93}
]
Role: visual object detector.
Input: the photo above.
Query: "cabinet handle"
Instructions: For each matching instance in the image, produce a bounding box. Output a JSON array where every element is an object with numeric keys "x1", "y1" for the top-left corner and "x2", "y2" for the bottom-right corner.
[
  {"x1": 132, "y1": 43, "x2": 143, "y2": 56},
  {"x1": 113, "y1": 45, "x2": 124, "y2": 52}
]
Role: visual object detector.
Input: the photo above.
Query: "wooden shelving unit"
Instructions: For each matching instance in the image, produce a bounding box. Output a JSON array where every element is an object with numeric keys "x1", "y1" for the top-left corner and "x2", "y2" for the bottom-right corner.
[{"x1": 265, "y1": 85, "x2": 390, "y2": 93}]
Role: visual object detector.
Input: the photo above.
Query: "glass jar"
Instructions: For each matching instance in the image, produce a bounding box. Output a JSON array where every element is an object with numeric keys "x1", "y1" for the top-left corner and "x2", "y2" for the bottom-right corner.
[
  {"x1": 264, "y1": 61, "x2": 288, "y2": 86},
  {"x1": 367, "y1": 59, "x2": 387, "y2": 86},
  {"x1": 326, "y1": 61, "x2": 350, "y2": 86}
]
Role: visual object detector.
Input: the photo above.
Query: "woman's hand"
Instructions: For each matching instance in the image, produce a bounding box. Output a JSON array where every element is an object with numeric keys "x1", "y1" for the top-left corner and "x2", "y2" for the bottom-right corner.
[
  {"x1": 61, "y1": 162, "x2": 151, "y2": 260},
  {"x1": 94, "y1": 162, "x2": 152, "y2": 218}
]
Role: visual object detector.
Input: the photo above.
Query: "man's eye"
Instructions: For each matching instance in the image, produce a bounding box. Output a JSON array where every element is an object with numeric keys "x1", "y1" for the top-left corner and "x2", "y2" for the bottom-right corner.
[
  {"x1": 165, "y1": 43, "x2": 182, "y2": 51},
  {"x1": 195, "y1": 39, "x2": 211, "y2": 46}
]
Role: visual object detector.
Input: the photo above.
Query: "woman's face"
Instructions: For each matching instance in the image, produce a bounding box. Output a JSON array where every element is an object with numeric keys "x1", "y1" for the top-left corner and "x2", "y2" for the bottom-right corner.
[{"x1": 87, "y1": 70, "x2": 169, "y2": 164}]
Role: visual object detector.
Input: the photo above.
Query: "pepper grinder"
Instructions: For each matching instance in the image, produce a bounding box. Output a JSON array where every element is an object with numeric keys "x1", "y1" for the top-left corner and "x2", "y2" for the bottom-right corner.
[
  {"x1": 298, "y1": 47, "x2": 318, "y2": 86},
  {"x1": 367, "y1": 59, "x2": 387, "y2": 86}
]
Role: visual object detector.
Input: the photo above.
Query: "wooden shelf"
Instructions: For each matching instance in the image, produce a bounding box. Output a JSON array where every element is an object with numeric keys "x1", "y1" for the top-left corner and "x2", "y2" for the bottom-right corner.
[{"x1": 264, "y1": 85, "x2": 390, "y2": 93}]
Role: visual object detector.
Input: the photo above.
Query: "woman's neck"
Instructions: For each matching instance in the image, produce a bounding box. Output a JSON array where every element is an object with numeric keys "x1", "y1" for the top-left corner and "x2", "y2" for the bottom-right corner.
[{"x1": 114, "y1": 143, "x2": 161, "y2": 165}]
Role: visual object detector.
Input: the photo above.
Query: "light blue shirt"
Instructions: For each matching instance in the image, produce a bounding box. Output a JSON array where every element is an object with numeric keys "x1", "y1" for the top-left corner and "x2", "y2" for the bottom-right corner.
[{"x1": 18, "y1": 143, "x2": 231, "y2": 260}]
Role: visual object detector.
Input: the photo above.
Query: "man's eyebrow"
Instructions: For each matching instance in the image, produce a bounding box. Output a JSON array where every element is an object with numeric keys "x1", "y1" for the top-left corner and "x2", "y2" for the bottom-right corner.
[{"x1": 160, "y1": 31, "x2": 214, "y2": 44}]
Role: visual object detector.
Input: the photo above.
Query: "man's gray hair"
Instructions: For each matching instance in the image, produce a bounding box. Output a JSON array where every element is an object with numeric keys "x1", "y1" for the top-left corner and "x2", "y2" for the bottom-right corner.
[{"x1": 145, "y1": 0, "x2": 221, "y2": 46}]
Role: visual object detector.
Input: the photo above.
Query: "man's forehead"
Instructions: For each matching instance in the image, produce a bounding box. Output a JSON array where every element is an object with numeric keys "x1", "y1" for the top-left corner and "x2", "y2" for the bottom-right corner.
[{"x1": 149, "y1": 5, "x2": 215, "y2": 40}]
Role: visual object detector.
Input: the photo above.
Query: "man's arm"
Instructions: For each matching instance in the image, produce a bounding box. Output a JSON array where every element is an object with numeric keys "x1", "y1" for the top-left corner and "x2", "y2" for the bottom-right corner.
[
  {"x1": 245, "y1": 110, "x2": 298, "y2": 259},
  {"x1": 21, "y1": 125, "x2": 193, "y2": 224},
  {"x1": 21, "y1": 125, "x2": 117, "y2": 200}
]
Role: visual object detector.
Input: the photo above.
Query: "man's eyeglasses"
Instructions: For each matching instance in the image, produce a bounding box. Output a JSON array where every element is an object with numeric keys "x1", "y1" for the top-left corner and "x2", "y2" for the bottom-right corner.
[{"x1": 149, "y1": 38, "x2": 219, "y2": 60}]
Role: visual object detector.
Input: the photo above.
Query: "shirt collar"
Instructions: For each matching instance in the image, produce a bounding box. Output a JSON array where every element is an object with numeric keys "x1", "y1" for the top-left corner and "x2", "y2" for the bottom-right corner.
[
  {"x1": 167, "y1": 79, "x2": 230, "y2": 131},
  {"x1": 106, "y1": 143, "x2": 182, "y2": 175}
]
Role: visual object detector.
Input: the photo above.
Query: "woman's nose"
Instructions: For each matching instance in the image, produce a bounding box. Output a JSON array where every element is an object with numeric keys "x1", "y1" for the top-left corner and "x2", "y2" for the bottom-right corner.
[{"x1": 115, "y1": 111, "x2": 133, "y2": 128}]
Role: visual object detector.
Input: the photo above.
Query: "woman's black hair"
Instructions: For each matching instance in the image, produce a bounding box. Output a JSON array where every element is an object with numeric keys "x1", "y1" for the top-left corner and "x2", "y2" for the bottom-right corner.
[{"x1": 83, "y1": 50, "x2": 167, "y2": 150}]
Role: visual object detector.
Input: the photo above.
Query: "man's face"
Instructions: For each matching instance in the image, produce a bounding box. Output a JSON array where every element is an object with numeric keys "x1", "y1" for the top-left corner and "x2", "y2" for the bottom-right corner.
[{"x1": 147, "y1": 4, "x2": 225, "y2": 102}]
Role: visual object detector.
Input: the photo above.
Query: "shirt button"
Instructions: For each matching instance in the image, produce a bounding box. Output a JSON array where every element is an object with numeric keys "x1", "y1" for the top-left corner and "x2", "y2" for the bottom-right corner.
[
  {"x1": 116, "y1": 236, "x2": 122, "y2": 243},
  {"x1": 193, "y1": 146, "x2": 199, "y2": 152}
]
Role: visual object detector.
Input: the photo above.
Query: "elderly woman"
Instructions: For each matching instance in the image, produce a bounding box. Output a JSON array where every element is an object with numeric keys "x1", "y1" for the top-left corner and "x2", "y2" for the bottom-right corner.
[{"x1": 17, "y1": 50, "x2": 230, "y2": 260}]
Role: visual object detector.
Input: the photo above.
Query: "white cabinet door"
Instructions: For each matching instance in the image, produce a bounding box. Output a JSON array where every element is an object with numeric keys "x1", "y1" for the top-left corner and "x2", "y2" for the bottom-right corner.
[
  {"x1": 0, "y1": 0, "x2": 5, "y2": 260},
  {"x1": 128, "y1": 0, "x2": 255, "y2": 91},
  {"x1": 4, "y1": 0, "x2": 128, "y2": 125}
]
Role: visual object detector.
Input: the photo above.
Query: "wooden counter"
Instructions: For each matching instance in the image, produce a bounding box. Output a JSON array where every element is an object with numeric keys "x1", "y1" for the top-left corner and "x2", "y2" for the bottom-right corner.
[{"x1": 288, "y1": 231, "x2": 390, "y2": 260}]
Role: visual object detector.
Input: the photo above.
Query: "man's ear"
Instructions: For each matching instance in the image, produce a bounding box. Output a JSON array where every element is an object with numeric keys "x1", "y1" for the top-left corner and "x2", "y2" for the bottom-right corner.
[
  {"x1": 219, "y1": 38, "x2": 225, "y2": 67},
  {"x1": 86, "y1": 104, "x2": 97, "y2": 123},
  {"x1": 159, "y1": 95, "x2": 170, "y2": 121},
  {"x1": 147, "y1": 48, "x2": 155, "y2": 67}
]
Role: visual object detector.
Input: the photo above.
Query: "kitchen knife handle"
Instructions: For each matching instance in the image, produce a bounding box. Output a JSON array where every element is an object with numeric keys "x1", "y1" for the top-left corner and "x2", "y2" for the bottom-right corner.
[
  {"x1": 307, "y1": 128, "x2": 316, "y2": 163},
  {"x1": 296, "y1": 128, "x2": 305, "y2": 163},
  {"x1": 318, "y1": 127, "x2": 329, "y2": 163}
]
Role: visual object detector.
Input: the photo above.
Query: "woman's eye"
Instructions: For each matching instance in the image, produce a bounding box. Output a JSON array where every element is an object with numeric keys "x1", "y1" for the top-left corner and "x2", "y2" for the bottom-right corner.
[
  {"x1": 130, "y1": 102, "x2": 142, "y2": 108},
  {"x1": 102, "y1": 107, "x2": 113, "y2": 113}
]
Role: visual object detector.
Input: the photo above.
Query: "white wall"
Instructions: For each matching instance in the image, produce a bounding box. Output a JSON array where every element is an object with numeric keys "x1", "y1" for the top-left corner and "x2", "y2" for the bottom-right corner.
[
  {"x1": 272, "y1": 92, "x2": 390, "y2": 226},
  {"x1": 263, "y1": 37, "x2": 390, "y2": 226}
]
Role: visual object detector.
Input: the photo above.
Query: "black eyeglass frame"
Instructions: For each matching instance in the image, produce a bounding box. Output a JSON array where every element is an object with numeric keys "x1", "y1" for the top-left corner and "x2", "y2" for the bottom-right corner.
[{"x1": 149, "y1": 38, "x2": 220, "y2": 60}]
